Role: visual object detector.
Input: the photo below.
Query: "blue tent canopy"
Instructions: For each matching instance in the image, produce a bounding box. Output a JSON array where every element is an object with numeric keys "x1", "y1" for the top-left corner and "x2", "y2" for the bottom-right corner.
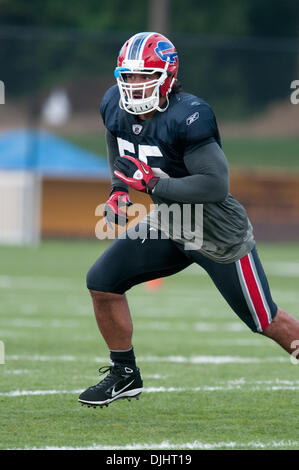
[{"x1": 0, "y1": 129, "x2": 110, "y2": 179}]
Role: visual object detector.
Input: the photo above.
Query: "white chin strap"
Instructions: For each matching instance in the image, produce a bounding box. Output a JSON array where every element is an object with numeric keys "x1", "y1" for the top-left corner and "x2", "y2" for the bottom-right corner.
[{"x1": 117, "y1": 72, "x2": 169, "y2": 115}]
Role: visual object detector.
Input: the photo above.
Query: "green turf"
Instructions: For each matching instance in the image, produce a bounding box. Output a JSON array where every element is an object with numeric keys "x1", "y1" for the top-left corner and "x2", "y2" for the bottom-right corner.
[
  {"x1": 61, "y1": 132, "x2": 299, "y2": 171},
  {"x1": 1, "y1": 240, "x2": 299, "y2": 450}
]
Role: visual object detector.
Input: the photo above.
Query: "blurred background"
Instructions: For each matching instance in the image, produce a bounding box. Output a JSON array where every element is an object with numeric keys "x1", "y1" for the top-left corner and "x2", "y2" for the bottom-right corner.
[{"x1": 0, "y1": 0, "x2": 299, "y2": 244}]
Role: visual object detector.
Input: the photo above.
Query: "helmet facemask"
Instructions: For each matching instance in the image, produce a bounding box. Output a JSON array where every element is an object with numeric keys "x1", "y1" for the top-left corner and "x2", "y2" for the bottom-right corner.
[{"x1": 115, "y1": 61, "x2": 170, "y2": 115}]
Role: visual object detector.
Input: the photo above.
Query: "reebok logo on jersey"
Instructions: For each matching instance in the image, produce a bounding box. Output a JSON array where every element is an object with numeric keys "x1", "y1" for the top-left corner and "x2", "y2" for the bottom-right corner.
[{"x1": 186, "y1": 112, "x2": 199, "y2": 126}]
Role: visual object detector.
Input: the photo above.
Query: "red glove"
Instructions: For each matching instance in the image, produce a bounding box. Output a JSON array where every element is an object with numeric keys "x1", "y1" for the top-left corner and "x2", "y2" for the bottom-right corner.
[
  {"x1": 104, "y1": 188, "x2": 132, "y2": 227},
  {"x1": 114, "y1": 155, "x2": 160, "y2": 194}
]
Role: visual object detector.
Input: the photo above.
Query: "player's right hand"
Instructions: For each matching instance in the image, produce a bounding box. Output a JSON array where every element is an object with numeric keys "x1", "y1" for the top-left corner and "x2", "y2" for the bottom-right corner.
[{"x1": 104, "y1": 188, "x2": 132, "y2": 228}]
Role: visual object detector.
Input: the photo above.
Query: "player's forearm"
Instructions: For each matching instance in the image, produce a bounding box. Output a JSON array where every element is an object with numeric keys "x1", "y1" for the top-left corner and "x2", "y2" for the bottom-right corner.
[
  {"x1": 153, "y1": 173, "x2": 228, "y2": 203},
  {"x1": 153, "y1": 142, "x2": 229, "y2": 203},
  {"x1": 106, "y1": 129, "x2": 129, "y2": 190}
]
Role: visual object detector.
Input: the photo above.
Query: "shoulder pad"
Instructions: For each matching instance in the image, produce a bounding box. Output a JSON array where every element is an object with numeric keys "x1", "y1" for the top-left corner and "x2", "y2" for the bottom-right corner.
[
  {"x1": 100, "y1": 85, "x2": 120, "y2": 125},
  {"x1": 171, "y1": 93, "x2": 217, "y2": 146}
]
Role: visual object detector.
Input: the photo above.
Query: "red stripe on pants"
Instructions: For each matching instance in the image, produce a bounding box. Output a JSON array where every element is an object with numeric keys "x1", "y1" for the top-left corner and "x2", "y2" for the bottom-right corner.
[{"x1": 240, "y1": 254, "x2": 270, "y2": 331}]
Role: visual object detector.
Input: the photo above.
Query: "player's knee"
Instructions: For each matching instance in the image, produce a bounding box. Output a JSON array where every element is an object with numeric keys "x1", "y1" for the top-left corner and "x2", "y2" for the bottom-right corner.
[
  {"x1": 86, "y1": 263, "x2": 109, "y2": 293},
  {"x1": 261, "y1": 307, "x2": 290, "y2": 336},
  {"x1": 86, "y1": 261, "x2": 120, "y2": 294},
  {"x1": 88, "y1": 289, "x2": 121, "y2": 303}
]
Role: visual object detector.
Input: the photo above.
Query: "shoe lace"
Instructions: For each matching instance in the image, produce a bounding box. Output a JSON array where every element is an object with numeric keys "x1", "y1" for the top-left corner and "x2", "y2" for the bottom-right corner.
[
  {"x1": 90, "y1": 365, "x2": 120, "y2": 390},
  {"x1": 99, "y1": 365, "x2": 113, "y2": 376}
]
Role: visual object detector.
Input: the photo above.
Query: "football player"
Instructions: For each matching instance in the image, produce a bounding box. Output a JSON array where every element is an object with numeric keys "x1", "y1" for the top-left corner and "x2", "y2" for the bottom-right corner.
[{"x1": 78, "y1": 32, "x2": 299, "y2": 408}]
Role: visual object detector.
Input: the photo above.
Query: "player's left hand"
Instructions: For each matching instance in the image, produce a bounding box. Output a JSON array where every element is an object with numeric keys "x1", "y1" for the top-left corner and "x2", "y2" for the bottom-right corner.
[{"x1": 114, "y1": 155, "x2": 160, "y2": 194}]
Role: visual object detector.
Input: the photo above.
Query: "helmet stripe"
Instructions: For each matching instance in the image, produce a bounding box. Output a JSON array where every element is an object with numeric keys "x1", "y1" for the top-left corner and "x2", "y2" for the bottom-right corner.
[
  {"x1": 127, "y1": 32, "x2": 154, "y2": 61},
  {"x1": 125, "y1": 34, "x2": 138, "y2": 60},
  {"x1": 136, "y1": 32, "x2": 155, "y2": 61},
  {"x1": 128, "y1": 33, "x2": 148, "y2": 60},
  {"x1": 126, "y1": 34, "x2": 140, "y2": 60}
]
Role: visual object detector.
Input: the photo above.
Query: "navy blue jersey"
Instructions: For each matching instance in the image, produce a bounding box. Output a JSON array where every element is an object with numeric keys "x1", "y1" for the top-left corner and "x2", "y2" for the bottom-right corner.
[
  {"x1": 100, "y1": 85, "x2": 221, "y2": 180},
  {"x1": 100, "y1": 85, "x2": 255, "y2": 263}
]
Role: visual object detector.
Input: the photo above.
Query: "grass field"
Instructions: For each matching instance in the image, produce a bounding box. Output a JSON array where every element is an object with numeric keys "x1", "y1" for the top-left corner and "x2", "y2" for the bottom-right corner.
[
  {"x1": 61, "y1": 132, "x2": 299, "y2": 171},
  {"x1": 1, "y1": 240, "x2": 299, "y2": 450}
]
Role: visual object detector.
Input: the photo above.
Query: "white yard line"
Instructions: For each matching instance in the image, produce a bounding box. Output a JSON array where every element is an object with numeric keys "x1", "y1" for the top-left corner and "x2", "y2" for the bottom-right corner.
[
  {"x1": 2, "y1": 380, "x2": 299, "y2": 397},
  {"x1": 6, "y1": 354, "x2": 78, "y2": 362},
  {"x1": 6, "y1": 354, "x2": 290, "y2": 364},
  {"x1": 181, "y1": 261, "x2": 299, "y2": 278},
  {"x1": 2, "y1": 319, "x2": 81, "y2": 328},
  {"x1": 0, "y1": 275, "x2": 76, "y2": 290},
  {"x1": 0, "y1": 333, "x2": 273, "y2": 347},
  {"x1": 136, "y1": 355, "x2": 290, "y2": 364},
  {"x1": 0, "y1": 330, "x2": 28, "y2": 338},
  {"x1": 7, "y1": 439, "x2": 299, "y2": 450},
  {"x1": 0, "y1": 318, "x2": 248, "y2": 331},
  {"x1": 3, "y1": 369, "x2": 30, "y2": 375},
  {"x1": 0, "y1": 261, "x2": 299, "y2": 293},
  {"x1": 132, "y1": 321, "x2": 247, "y2": 332},
  {"x1": 263, "y1": 262, "x2": 299, "y2": 277}
]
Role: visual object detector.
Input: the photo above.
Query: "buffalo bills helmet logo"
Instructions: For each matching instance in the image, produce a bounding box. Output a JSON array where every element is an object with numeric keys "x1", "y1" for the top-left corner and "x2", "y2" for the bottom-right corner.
[{"x1": 154, "y1": 41, "x2": 178, "y2": 65}]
